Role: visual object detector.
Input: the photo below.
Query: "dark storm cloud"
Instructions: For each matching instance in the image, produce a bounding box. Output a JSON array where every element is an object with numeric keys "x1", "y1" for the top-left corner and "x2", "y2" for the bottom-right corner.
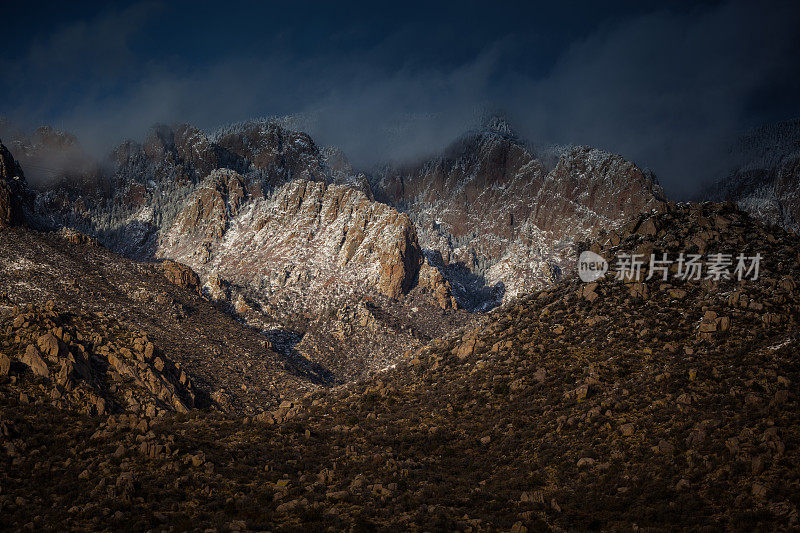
[
  {"x1": 1, "y1": 1, "x2": 798, "y2": 197},
  {"x1": 508, "y1": 1, "x2": 800, "y2": 197}
]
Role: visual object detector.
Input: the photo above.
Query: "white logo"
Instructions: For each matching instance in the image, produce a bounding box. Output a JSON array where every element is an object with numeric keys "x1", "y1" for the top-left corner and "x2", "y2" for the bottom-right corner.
[{"x1": 578, "y1": 251, "x2": 608, "y2": 282}]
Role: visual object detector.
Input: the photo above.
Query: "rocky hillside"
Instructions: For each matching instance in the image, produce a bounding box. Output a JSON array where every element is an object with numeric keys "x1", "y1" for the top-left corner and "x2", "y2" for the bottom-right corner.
[
  {"x1": 372, "y1": 120, "x2": 666, "y2": 307},
  {"x1": 1, "y1": 136, "x2": 469, "y2": 387},
  {"x1": 10, "y1": 118, "x2": 777, "y2": 388},
  {"x1": 6, "y1": 124, "x2": 460, "y2": 382},
  {"x1": 704, "y1": 118, "x2": 800, "y2": 231},
  {"x1": 2, "y1": 202, "x2": 797, "y2": 530},
  {"x1": 0, "y1": 225, "x2": 324, "y2": 415},
  {"x1": 1, "y1": 301, "x2": 197, "y2": 416}
]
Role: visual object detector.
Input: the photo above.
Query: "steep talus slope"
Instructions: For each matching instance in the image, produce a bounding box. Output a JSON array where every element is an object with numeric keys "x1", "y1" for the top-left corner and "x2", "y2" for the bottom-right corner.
[
  {"x1": 0, "y1": 226, "x2": 320, "y2": 415},
  {"x1": 1, "y1": 202, "x2": 797, "y2": 530},
  {"x1": 373, "y1": 123, "x2": 665, "y2": 307},
  {"x1": 704, "y1": 118, "x2": 800, "y2": 231}
]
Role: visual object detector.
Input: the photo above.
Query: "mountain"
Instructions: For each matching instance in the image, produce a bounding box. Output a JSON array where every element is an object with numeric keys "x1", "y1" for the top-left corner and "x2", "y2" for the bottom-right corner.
[
  {"x1": 10, "y1": 118, "x2": 667, "y2": 382},
  {"x1": 372, "y1": 118, "x2": 666, "y2": 308},
  {"x1": 158, "y1": 173, "x2": 421, "y2": 301},
  {"x1": 703, "y1": 118, "x2": 800, "y2": 231},
  {"x1": 1, "y1": 125, "x2": 468, "y2": 383},
  {"x1": 0, "y1": 222, "x2": 327, "y2": 415},
  {"x1": 1, "y1": 108, "x2": 799, "y2": 530},
  {"x1": 155, "y1": 171, "x2": 469, "y2": 380},
  {"x1": 33, "y1": 121, "x2": 344, "y2": 259},
  {"x1": 2, "y1": 200, "x2": 797, "y2": 530}
]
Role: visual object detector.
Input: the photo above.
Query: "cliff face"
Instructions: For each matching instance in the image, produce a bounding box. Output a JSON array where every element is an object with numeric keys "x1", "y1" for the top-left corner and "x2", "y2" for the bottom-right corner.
[
  {"x1": 155, "y1": 176, "x2": 443, "y2": 382},
  {"x1": 372, "y1": 126, "x2": 666, "y2": 306},
  {"x1": 158, "y1": 177, "x2": 422, "y2": 302}
]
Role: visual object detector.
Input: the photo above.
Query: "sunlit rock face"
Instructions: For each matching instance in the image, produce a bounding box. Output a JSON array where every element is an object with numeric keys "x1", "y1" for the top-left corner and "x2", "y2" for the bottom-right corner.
[{"x1": 158, "y1": 176, "x2": 422, "y2": 303}]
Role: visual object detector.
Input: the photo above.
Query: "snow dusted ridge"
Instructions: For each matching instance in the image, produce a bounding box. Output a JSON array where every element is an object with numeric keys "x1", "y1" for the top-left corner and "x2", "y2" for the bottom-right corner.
[
  {"x1": 372, "y1": 127, "x2": 666, "y2": 306},
  {"x1": 157, "y1": 172, "x2": 422, "y2": 307},
  {"x1": 704, "y1": 118, "x2": 800, "y2": 231},
  {"x1": 23, "y1": 115, "x2": 667, "y2": 311}
]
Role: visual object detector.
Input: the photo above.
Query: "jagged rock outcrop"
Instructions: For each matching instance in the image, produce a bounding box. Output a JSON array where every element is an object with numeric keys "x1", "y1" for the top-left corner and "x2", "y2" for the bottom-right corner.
[
  {"x1": 212, "y1": 121, "x2": 334, "y2": 186},
  {"x1": 58, "y1": 226, "x2": 99, "y2": 246},
  {"x1": 159, "y1": 178, "x2": 423, "y2": 302},
  {"x1": 168, "y1": 169, "x2": 248, "y2": 241},
  {"x1": 416, "y1": 260, "x2": 458, "y2": 309},
  {"x1": 155, "y1": 260, "x2": 202, "y2": 295},
  {"x1": 2, "y1": 302, "x2": 197, "y2": 415}
]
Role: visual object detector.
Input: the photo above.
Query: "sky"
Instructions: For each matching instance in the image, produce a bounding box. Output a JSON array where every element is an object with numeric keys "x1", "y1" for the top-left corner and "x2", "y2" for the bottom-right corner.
[{"x1": 1, "y1": 0, "x2": 799, "y2": 198}]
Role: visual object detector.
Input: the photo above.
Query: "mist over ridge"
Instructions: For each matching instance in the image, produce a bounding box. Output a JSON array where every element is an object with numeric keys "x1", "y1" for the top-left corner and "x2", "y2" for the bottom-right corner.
[{"x1": 1, "y1": 1, "x2": 799, "y2": 198}]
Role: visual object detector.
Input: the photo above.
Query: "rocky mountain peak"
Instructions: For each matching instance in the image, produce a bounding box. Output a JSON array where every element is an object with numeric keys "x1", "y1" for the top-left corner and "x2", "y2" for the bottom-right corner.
[
  {"x1": 159, "y1": 178, "x2": 423, "y2": 301},
  {"x1": 482, "y1": 114, "x2": 516, "y2": 136},
  {"x1": 372, "y1": 130, "x2": 666, "y2": 308},
  {"x1": 30, "y1": 125, "x2": 80, "y2": 150}
]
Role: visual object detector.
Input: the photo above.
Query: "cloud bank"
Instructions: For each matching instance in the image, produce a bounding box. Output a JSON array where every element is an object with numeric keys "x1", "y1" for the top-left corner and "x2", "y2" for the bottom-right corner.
[{"x1": 1, "y1": 1, "x2": 799, "y2": 197}]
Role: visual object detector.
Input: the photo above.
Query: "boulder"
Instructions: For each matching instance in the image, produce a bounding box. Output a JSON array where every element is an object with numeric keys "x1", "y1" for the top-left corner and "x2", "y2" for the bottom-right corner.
[
  {"x1": 636, "y1": 218, "x2": 657, "y2": 236},
  {"x1": 37, "y1": 333, "x2": 60, "y2": 359},
  {"x1": 0, "y1": 353, "x2": 10, "y2": 376},
  {"x1": 21, "y1": 345, "x2": 49, "y2": 378},
  {"x1": 156, "y1": 260, "x2": 202, "y2": 294}
]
